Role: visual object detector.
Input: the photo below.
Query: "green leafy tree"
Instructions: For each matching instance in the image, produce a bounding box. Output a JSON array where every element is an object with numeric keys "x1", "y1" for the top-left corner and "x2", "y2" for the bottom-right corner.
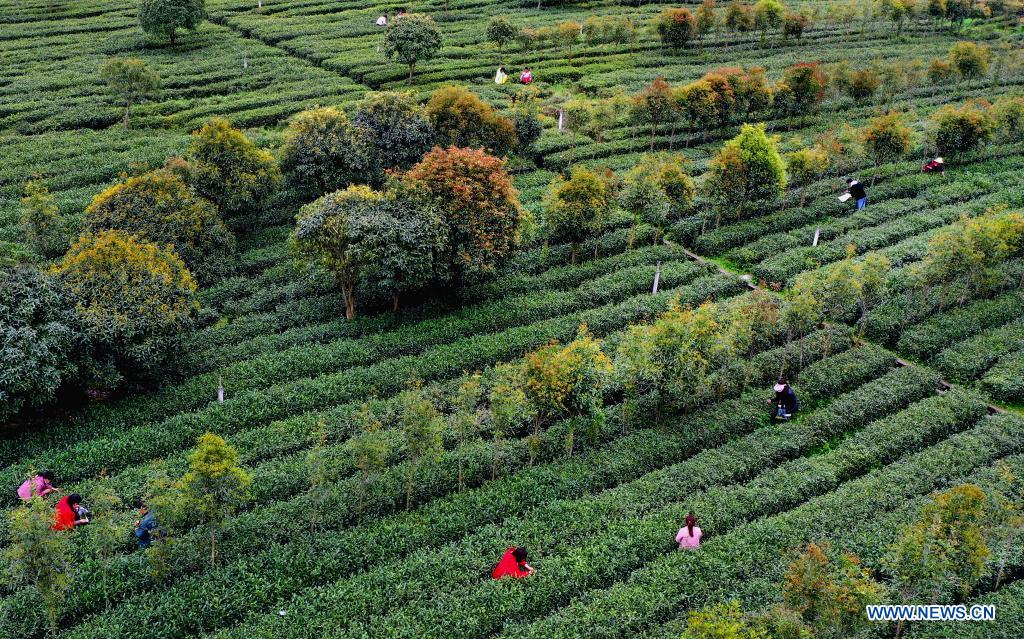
[
  {"x1": 307, "y1": 419, "x2": 333, "y2": 532},
  {"x1": 704, "y1": 123, "x2": 786, "y2": 224},
  {"x1": 53, "y1": 229, "x2": 198, "y2": 389},
  {"x1": 352, "y1": 91, "x2": 436, "y2": 184},
  {"x1": 718, "y1": 66, "x2": 772, "y2": 119},
  {"x1": 138, "y1": 0, "x2": 206, "y2": 44},
  {"x1": 863, "y1": 111, "x2": 912, "y2": 176},
  {"x1": 543, "y1": 166, "x2": 613, "y2": 264},
  {"x1": 3, "y1": 497, "x2": 72, "y2": 637},
  {"x1": 656, "y1": 8, "x2": 697, "y2": 50},
  {"x1": 403, "y1": 146, "x2": 524, "y2": 286},
  {"x1": 754, "y1": 0, "x2": 785, "y2": 45},
  {"x1": 931, "y1": 100, "x2": 995, "y2": 158},
  {"x1": 178, "y1": 433, "x2": 252, "y2": 566},
  {"x1": 0, "y1": 266, "x2": 85, "y2": 422},
  {"x1": 451, "y1": 374, "x2": 483, "y2": 491},
  {"x1": 488, "y1": 363, "x2": 535, "y2": 476},
  {"x1": 280, "y1": 107, "x2": 370, "y2": 199},
  {"x1": 425, "y1": 86, "x2": 517, "y2": 156},
  {"x1": 724, "y1": 1, "x2": 756, "y2": 33},
  {"x1": 631, "y1": 76, "x2": 674, "y2": 151},
  {"x1": 913, "y1": 207, "x2": 1024, "y2": 304},
  {"x1": 349, "y1": 404, "x2": 389, "y2": 517},
  {"x1": 846, "y1": 68, "x2": 881, "y2": 102},
  {"x1": 948, "y1": 40, "x2": 990, "y2": 78},
  {"x1": 994, "y1": 95, "x2": 1024, "y2": 143},
  {"x1": 187, "y1": 117, "x2": 281, "y2": 217},
  {"x1": 100, "y1": 58, "x2": 159, "y2": 129},
  {"x1": 620, "y1": 155, "x2": 694, "y2": 244},
  {"x1": 780, "y1": 62, "x2": 828, "y2": 120},
  {"x1": 678, "y1": 79, "x2": 720, "y2": 141},
  {"x1": 785, "y1": 146, "x2": 830, "y2": 207},
  {"x1": 695, "y1": 0, "x2": 719, "y2": 40},
  {"x1": 555, "y1": 20, "x2": 582, "y2": 61},
  {"x1": 19, "y1": 179, "x2": 66, "y2": 258},
  {"x1": 782, "y1": 11, "x2": 810, "y2": 39},
  {"x1": 84, "y1": 169, "x2": 235, "y2": 284},
  {"x1": 383, "y1": 13, "x2": 443, "y2": 84},
  {"x1": 400, "y1": 382, "x2": 444, "y2": 510},
  {"x1": 85, "y1": 475, "x2": 126, "y2": 610},
  {"x1": 876, "y1": 0, "x2": 916, "y2": 35},
  {"x1": 885, "y1": 484, "x2": 992, "y2": 626},
  {"x1": 522, "y1": 326, "x2": 611, "y2": 452},
  {"x1": 781, "y1": 276, "x2": 822, "y2": 366},
  {"x1": 782, "y1": 542, "x2": 886, "y2": 639},
  {"x1": 487, "y1": 15, "x2": 518, "y2": 62}
]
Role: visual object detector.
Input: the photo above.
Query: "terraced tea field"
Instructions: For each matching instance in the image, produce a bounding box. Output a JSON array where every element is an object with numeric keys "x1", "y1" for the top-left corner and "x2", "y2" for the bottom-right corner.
[{"x1": 2, "y1": 1, "x2": 1023, "y2": 638}]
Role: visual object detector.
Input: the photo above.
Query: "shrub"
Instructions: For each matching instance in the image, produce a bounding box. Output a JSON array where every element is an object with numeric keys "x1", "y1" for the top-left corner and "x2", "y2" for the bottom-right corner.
[
  {"x1": 84, "y1": 169, "x2": 235, "y2": 284},
  {"x1": 187, "y1": 118, "x2": 280, "y2": 217},
  {"x1": 949, "y1": 41, "x2": 990, "y2": 78},
  {"x1": 931, "y1": 101, "x2": 995, "y2": 158},
  {"x1": 383, "y1": 14, "x2": 443, "y2": 84},
  {"x1": 19, "y1": 179, "x2": 67, "y2": 259},
  {"x1": 426, "y1": 86, "x2": 517, "y2": 157},
  {"x1": 704, "y1": 123, "x2": 786, "y2": 222},
  {"x1": 846, "y1": 68, "x2": 881, "y2": 102},
  {"x1": 279, "y1": 107, "x2": 369, "y2": 199},
  {"x1": 403, "y1": 146, "x2": 524, "y2": 285},
  {"x1": 979, "y1": 351, "x2": 1024, "y2": 403},
  {"x1": 138, "y1": 0, "x2": 206, "y2": 44},
  {"x1": 351, "y1": 91, "x2": 435, "y2": 184},
  {"x1": 656, "y1": 8, "x2": 697, "y2": 50},
  {"x1": 52, "y1": 230, "x2": 198, "y2": 388},
  {"x1": 543, "y1": 166, "x2": 613, "y2": 264},
  {"x1": 0, "y1": 266, "x2": 85, "y2": 422}
]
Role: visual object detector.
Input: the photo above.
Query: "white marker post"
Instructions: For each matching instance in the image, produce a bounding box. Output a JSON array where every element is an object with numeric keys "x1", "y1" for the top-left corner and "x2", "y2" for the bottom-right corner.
[
  {"x1": 652, "y1": 262, "x2": 661, "y2": 294},
  {"x1": 558, "y1": 108, "x2": 564, "y2": 132},
  {"x1": 812, "y1": 227, "x2": 820, "y2": 246},
  {"x1": 218, "y1": 377, "x2": 225, "y2": 403}
]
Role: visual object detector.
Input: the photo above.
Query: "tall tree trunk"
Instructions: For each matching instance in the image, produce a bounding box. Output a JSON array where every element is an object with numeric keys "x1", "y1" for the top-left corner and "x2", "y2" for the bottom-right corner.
[
  {"x1": 343, "y1": 282, "x2": 355, "y2": 320},
  {"x1": 570, "y1": 242, "x2": 578, "y2": 265},
  {"x1": 408, "y1": 62, "x2": 415, "y2": 84}
]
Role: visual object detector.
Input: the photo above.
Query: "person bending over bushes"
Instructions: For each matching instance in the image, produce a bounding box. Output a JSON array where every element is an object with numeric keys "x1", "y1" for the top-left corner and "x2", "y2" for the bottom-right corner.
[
  {"x1": 769, "y1": 378, "x2": 799, "y2": 423},
  {"x1": 676, "y1": 512, "x2": 703, "y2": 550},
  {"x1": 492, "y1": 546, "x2": 535, "y2": 579},
  {"x1": 52, "y1": 494, "x2": 89, "y2": 530},
  {"x1": 17, "y1": 470, "x2": 57, "y2": 501}
]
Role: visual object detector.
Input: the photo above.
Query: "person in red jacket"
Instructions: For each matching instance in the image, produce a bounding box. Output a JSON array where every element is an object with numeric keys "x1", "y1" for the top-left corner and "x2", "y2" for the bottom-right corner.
[
  {"x1": 52, "y1": 494, "x2": 88, "y2": 531},
  {"x1": 492, "y1": 546, "x2": 535, "y2": 579}
]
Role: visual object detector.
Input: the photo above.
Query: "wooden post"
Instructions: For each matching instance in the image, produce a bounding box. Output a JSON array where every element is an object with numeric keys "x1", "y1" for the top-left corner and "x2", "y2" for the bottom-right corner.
[
  {"x1": 652, "y1": 261, "x2": 661, "y2": 294},
  {"x1": 218, "y1": 377, "x2": 225, "y2": 403}
]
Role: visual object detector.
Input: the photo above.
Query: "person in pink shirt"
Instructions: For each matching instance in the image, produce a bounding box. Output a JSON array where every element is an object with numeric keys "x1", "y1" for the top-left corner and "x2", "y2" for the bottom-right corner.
[
  {"x1": 17, "y1": 471, "x2": 57, "y2": 502},
  {"x1": 675, "y1": 512, "x2": 702, "y2": 550}
]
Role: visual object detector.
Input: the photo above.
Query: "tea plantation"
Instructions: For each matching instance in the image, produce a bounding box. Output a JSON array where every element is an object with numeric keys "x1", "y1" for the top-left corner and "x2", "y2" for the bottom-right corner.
[{"x1": 2, "y1": 0, "x2": 1024, "y2": 638}]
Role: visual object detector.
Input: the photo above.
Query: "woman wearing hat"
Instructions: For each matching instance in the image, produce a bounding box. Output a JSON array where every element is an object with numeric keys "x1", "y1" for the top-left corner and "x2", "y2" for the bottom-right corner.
[{"x1": 769, "y1": 378, "x2": 799, "y2": 423}]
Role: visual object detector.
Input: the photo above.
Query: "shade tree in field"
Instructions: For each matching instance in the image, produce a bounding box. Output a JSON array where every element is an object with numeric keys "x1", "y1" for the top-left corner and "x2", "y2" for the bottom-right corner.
[
  {"x1": 781, "y1": 542, "x2": 885, "y2": 639},
  {"x1": 186, "y1": 118, "x2": 281, "y2": 219},
  {"x1": 521, "y1": 326, "x2": 612, "y2": 459},
  {"x1": 52, "y1": 229, "x2": 198, "y2": 389},
  {"x1": 724, "y1": 1, "x2": 756, "y2": 34},
  {"x1": 351, "y1": 91, "x2": 436, "y2": 186},
  {"x1": 450, "y1": 374, "x2": 484, "y2": 491},
  {"x1": 486, "y1": 15, "x2": 518, "y2": 63},
  {"x1": 911, "y1": 206, "x2": 1024, "y2": 304},
  {"x1": 138, "y1": 0, "x2": 206, "y2": 44},
  {"x1": 280, "y1": 107, "x2": 372, "y2": 199},
  {"x1": 994, "y1": 95, "x2": 1024, "y2": 143},
  {"x1": 425, "y1": 86, "x2": 517, "y2": 156},
  {"x1": 845, "y1": 68, "x2": 882, "y2": 102},
  {"x1": 862, "y1": 111, "x2": 912, "y2": 180},
  {"x1": 776, "y1": 62, "x2": 828, "y2": 121},
  {"x1": 948, "y1": 40, "x2": 990, "y2": 78},
  {"x1": 400, "y1": 382, "x2": 444, "y2": 510},
  {"x1": 543, "y1": 165, "x2": 614, "y2": 264},
  {"x1": 291, "y1": 185, "x2": 443, "y2": 320},
  {"x1": 782, "y1": 10, "x2": 810, "y2": 39},
  {"x1": 84, "y1": 169, "x2": 235, "y2": 284},
  {"x1": 655, "y1": 8, "x2": 697, "y2": 50},
  {"x1": 884, "y1": 484, "x2": 991, "y2": 616},
  {"x1": 619, "y1": 154, "x2": 695, "y2": 245},
  {"x1": 753, "y1": 0, "x2": 786, "y2": 45},
  {"x1": 930, "y1": 100, "x2": 995, "y2": 158},
  {"x1": 173, "y1": 433, "x2": 251, "y2": 566},
  {"x1": 100, "y1": 58, "x2": 159, "y2": 130},
  {"x1": 403, "y1": 146, "x2": 524, "y2": 286},
  {"x1": 3, "y1": 497, "x2": 72, "y2": 637},
  {"x1": 785, "y1": 145, "x2": 830, "y2": 207},
  {"x1": 695, "y1": 0, "x2": 719, "y2": 40},
  {"x1": 19, "y1": 179, "x2": 67, "y2": 259},
  {"x1": 703, "y1": 123, "x2": 786, "y2": 225},
  {"x1": 383, "y1": 13, "x2": 443, "y2": 84},
  {"x1": 86, "y1": 475, "x2": 128, "y2": 610},
  {"x1": 875, "y1": 0, "x2": 917, "y2": 36},
  {"x1": 0, "y1": 266, "x2": 84, "y2": 423},
  {"x1": 488, "y1": 363, "x2": 535, "y2": 477},
  {"x1": 349, "y1": 404, "x2": 389, "y2": 517},
  {"x1": 796, "y1": 245, "x2": 892, "y2": 335},
  {"x1": 631, "y1": 76, "x2": 674, "y2": 151}
]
